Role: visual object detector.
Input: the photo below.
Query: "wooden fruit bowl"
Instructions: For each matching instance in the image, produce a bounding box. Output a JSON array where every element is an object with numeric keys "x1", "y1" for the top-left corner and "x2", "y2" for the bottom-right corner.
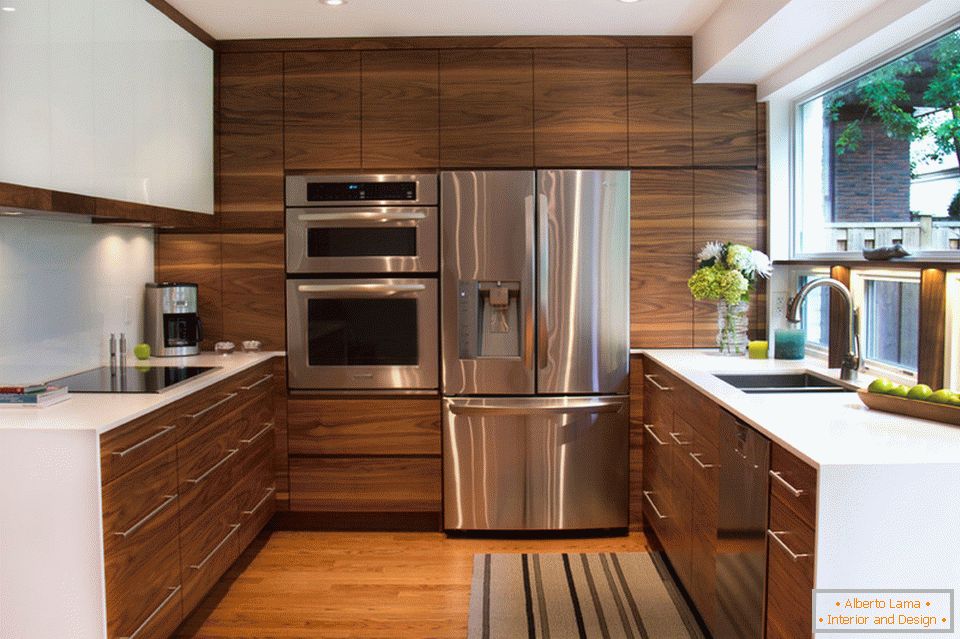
[{"x1": 857, "y1": 389, "x2": 960, "y2": 426}]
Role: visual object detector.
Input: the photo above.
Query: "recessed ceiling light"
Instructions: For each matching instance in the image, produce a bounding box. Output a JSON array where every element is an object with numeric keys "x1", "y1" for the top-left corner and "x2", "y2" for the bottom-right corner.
[
  {"x1": 322, "y1": 0, "x2": 345, "y2": 5},
  {"x1": 1, "y1": 6, "x2": 16, "y2": 11}
]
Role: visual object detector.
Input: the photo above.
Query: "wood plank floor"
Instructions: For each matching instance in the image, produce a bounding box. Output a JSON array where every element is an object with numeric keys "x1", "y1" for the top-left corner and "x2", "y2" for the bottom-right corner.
[{"x1": 176, "y1": 529, "x2": 649, "y2": 638}]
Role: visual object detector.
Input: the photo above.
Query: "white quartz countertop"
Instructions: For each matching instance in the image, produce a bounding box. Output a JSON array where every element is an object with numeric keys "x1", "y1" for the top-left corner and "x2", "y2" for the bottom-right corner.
[
  {"x1": 0, "y1": 352, "x2": 282, "y2": 434},
  {"x1": 633, "y1": 349, "x2": 960, "y2": 468}
]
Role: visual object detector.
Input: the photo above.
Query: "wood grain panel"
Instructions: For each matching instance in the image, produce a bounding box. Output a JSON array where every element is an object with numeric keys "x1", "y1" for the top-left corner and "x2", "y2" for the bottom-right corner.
[
  {"x1": 290, "y1": 457, "x2": 442, "y2": 512},
  {"x1": 439, "y1": 49, "x2": 534, "y2": 167},
  {"x1": 533, "y1": 49, "x2": 628, "y2": 167},
  {"x1": 628, "y1": 47, "x2": 692, "y2": 167},
  {"x1": 754, "y1": 102, "x2": 769, "y2": 340},
  {"x1": 288, "y1": 398, "x2": 441, "y2": 455},
  {"x1": 828, "y1": 265, "x2": 852, "y2": 368},
  {"x1": 693, "y1": 169, "x2": 759, "y2": 248},
  {"x1": 628, "y1": 357, "x2": 644, "y2": 532},
  {"x1": 155, "y1": 233, "x2": 223, "y2": 350},
  {"x1": 631, "y1": 169, "x2": 693, "y2": 255},
  {"x1": 362, "y1": 50, "x2": 439, "y2": 169},
  {"x1": 272, "y1": 358, "x2": 290, "y2": 511},
  {"x1": 284, "y1": 51, "x2": 362, "y2": 170},
  {"x1": 765, "y1": 493, "x2": 816, "y2": 639},
  {"x1": 219, "y1": 53, "x2": 285, "y2": 231},
  {"x1": 220, "y1": 233, "x2": 285, "y2": 350},
  {"x1": 99, "y1": 402, "x2": 181, "y2": 486},
  {"x1": 143, "y1": 0, "x2": 216, "y2": 48},
  {"x1": 770, "y1": 443, "x2": 817, "y2": 529},
  {"x1": 106, "y1": 534, "x2": 182, "y2": 639},
  {"x1": 218, "y1": 35, "x2": 692, "y2": 54},
  {"x1": 919, "y1": 268, "x2": 947, "y2": 388},
  {"x1": 693, "y1": 84, "x2": 758, "y2": 167},
  {"x1": 631, "y1": 254, "x2": 694, "y2": 348}
]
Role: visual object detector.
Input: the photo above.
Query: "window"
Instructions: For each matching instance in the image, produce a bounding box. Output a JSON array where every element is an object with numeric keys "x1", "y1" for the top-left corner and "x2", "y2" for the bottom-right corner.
[
  {"x1": 850, "y1": 270, "x2": 921, "y2": 376},
  {"x1": 795, "y1": 26, "x2": 960, "y2": 257},
  {"x1": 946, "y1": 272, "x2": 960, "y2": 389},
  {"x1": 796, "y1": 269, "x2": 831, "y2": 353}
]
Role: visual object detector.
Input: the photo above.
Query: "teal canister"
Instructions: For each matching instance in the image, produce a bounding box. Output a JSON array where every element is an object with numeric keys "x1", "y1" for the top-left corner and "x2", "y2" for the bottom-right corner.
[{"x1": 774, "y1": 328, "x2": 806, "y2": 360}]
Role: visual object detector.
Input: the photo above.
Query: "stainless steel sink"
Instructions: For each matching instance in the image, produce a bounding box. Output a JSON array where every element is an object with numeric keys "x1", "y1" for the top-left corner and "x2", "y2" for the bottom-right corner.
[{"x1": 714, "y1": 372, "x2": 857, "y2": 394}]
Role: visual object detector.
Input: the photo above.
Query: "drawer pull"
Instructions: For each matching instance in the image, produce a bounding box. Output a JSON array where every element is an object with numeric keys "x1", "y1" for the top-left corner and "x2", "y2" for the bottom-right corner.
[
  {"x1": 240, "y1": 373, "x2": 274, "y2": 391},
  {"x1": 242, "y1": 486, "x2": 276, "y2": 515},
  {"x1": 668, "y1": 432, "x2": 690, "y2": 446},
  {"x1": 767, "y1": 529, "x2": 812, "y2": 562},
  {"x1": 111, "y1": 426, "x2": 175, "y2": 458},
  {"x1": 185, "y1": 392, "x2": 238, "y2": 420},
  {"x1": 689, "y1": 452, "x2": 718, "y2": 469},
  {"x1": 770, "y1": 470, "x2": 805, "y2": 497},
  {"x1": 240, "y1": 423, "x2": 274, "y2": 445},
  {"x1": 113, "y1": 494, "x2": 177, "y2": 539},
  {"x1": 186, "y1": 448, "x2": 239, "y2": 484},
  {"x1": 644, "y1": 374, "x2": 673, "y2": 391},
  {"x1": 642, "y1": 491, "x2": 668, "y2": 520},
  {"x1": 190, "y1": 523, "x2": 241, "y2": 570},
  {"x1": 118, "y1": 584, "x2": 180, "y2": 639},
  {"x1": 643, "y1": 424, "x2": 669, "y2": 446}
]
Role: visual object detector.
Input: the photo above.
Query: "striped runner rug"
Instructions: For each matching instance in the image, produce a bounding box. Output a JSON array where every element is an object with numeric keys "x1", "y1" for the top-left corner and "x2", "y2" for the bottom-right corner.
[{"x1": 467, "y1": 553, "x2": 703, "y2": 639}]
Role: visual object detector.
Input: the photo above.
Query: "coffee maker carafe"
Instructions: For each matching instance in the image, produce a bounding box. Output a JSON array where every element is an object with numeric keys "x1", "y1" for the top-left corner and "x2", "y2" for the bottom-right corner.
[{"x1": 144, "y1": 283, "x2": 203, "y2": 356}]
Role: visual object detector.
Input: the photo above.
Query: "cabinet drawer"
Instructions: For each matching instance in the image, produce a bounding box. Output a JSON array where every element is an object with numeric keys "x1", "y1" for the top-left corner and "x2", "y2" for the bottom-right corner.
[
  {"x1": 106, "y1": 534, "x2": 182, "y2": 639},
  {"x1": 288, "y1": 398, "x2": 441, "y2": 455},
  {"x1": 178, "y1": 413, "x2": 244, "y2": 524},
  {"x1": 102, "y1": 447, "x2": 179, "y2": 556},
  {"x1": 235, "y1": 440, "x2": 276, "y2": 550},
  {"x1": 100, "y1": 403, "x2": 181, "y2": 485},
  {"x1": 290, "y1": 456, "x2": 441, "y2": 512},
  {"x1": 176, "y1": 382, "x2": 247, "y2": 442},
  {"x1": 770, "y1": 444, "x2": 817, "y2": 528},
  {"x1": 180, "y1": 494, "x2": 242, "y2": 615},
  {"x1": 766, "y1": 493, "x2": 816, "y2": 639},
  {"x1": 238, "y1": 387, "x2": 275, "y2": 443}
]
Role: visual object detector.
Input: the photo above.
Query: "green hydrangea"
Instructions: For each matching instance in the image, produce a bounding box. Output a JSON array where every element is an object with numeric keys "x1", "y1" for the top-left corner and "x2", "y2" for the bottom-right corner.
[
  {"x1": 687, "y1": 265, "x2": 749, "y2": 304},
  {"x1": 725, "y1": 244, "x2": 753, "y2": 271}
]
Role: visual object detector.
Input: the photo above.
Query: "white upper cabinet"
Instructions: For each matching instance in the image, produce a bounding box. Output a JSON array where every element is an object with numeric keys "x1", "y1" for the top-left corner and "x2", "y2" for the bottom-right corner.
[{"x1": 0, "y1": 0, "x2": 214, "y2": 214}]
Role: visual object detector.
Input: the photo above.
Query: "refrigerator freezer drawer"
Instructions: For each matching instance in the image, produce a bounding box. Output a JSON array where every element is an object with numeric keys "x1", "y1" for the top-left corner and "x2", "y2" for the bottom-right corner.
[{"x1": 442, "y1": 396, "x2": 629, "y2": 530}]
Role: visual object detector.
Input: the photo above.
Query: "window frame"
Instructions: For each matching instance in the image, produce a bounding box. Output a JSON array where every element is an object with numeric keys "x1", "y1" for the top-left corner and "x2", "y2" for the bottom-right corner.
[
  {"x1": 789, "y1": 18, "x2": 960, "y2": 262},
  {"x1": 849, "y1": 268, "x2": 921, "y2": 381},
  {"x1": 790, "y1": 266, "x2": 831, "y2": 359},
  {"x1": 945, "y1": 271, "x2": 960, "y2": 390}
]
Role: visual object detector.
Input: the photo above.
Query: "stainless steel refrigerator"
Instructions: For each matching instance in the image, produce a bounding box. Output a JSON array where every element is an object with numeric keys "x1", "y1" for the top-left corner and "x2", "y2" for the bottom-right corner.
[{"x1": 441, "y1": 170, "x2": 630, "y2": 531}]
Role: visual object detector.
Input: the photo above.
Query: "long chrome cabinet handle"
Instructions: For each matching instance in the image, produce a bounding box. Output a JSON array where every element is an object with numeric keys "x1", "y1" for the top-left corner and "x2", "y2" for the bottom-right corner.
[
  {"x1": 767, "y1": 530, "x2": 812, "y2": 561},
  {"x1": 689, "y1": 452, "x2": 717, "y2": 469},
  {"x1": 537, "y1": 192, "x2": 550, "y2": 371},
  {"x1": 296, "y1": 283, "x2": 426, "y2": 295},
  {"x1": 769, "y1": 470, "x2": 805, "y2": 497},
  {"x1": 642, "y1": 491, "x2": 667, "y2": 520},
  {"x1": 186, "y1": 448, "x2": 239, "y2": 484},
  {"x1": 190, "y1": 524, "x2": 241, "y2": 570},
  {"x1": 111, "y1": 426, "x2": 175, "y2": 458},
  {"x1": 240, "y1": 373, "x2": 274, "y2": 391},
  {"x1": 242, "y1": 487, "x2": 276, "y2": 515},
  {"x1": 643, "y1": 424, "x2": 669, "y2": 446},
  {"x1": 668, "y1": 432, "x2": 690, "y2": 446},
  {"x1": 118, "y1": 585, "x2": 181, "y2": 639},
  {"x1": 297, "y1": 211, "x2": 426, "y2": 222},
  {"x1": 448, "y1": 400, "x2": 624, "y2": 416},
  {"x1": 113, "y1": 494, "x2": 177, "y2": 539},
  {"x1": 185, "y1": 393, "x2": 238, "y2": 421},
  {"x1": 644, "y1": 374, "x2": 673, "y2": 391},
  {"x1": 240, "y1": 423, "x2": 274, "y2": 445}
]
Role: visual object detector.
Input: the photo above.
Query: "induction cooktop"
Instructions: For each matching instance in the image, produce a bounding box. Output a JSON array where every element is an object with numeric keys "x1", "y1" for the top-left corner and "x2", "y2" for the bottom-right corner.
[{"x1": 47, "y1": 365, "x2": 220, "y2": 393}]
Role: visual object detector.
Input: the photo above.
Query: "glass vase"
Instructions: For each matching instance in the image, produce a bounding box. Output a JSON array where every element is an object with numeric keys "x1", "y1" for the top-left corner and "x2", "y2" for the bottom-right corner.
[{"x1": 716, "y1": 300, "x2": 750, "y2": 356}]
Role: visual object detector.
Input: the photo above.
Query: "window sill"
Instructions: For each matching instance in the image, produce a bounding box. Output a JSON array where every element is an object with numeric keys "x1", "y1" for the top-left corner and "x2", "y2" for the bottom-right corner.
[{"x1": 776, "y1": 257, "x2": 960, "y2": 270}]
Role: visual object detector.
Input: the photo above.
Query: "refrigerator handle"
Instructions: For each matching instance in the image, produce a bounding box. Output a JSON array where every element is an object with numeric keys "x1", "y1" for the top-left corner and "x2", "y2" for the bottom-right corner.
[
  {"x1": 537, "y1": 192, "x2": 550, "y2": 370},
  {"x1": 448, "y1": 399, "x2": 625, "y2": 416},
  {"x1": 523, "y1": 195, "x2": 536, "y2": 369}
]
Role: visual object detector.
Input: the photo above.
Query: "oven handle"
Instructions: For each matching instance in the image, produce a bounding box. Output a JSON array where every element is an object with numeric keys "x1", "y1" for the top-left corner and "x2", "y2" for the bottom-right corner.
[
  {"x1": 296, "y1": 211, "x2": 427, "y2": 223},
  {"x1": 296, "y1": 283, "x2": 427, "y2": 296}
]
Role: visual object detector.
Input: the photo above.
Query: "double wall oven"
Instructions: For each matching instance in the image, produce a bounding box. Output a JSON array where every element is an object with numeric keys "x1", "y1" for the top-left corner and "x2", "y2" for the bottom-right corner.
[{"x1": 285, "y1": 174, "x2": 439, "y2": 392}]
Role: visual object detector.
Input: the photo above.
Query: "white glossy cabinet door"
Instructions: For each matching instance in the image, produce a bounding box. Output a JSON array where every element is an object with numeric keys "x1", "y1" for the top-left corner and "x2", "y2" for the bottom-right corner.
[{"x1": 0, "y1": 0, "x2": 213, "y2": 214}]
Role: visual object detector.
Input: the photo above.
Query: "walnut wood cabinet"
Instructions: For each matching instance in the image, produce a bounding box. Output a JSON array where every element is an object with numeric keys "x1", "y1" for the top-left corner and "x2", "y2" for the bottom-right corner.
[
  {"x1": 99, "y1": 359, "x2": 278, "y2": 639},
  {"x1": 287, "y1": 398, "x2": 442, "y2": 515}
]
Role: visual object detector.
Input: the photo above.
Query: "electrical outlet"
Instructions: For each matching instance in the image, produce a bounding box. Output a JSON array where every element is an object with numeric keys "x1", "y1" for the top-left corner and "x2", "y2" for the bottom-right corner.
[{"x1": 773, "y1": 291, "x2": 789, "y2": 318}]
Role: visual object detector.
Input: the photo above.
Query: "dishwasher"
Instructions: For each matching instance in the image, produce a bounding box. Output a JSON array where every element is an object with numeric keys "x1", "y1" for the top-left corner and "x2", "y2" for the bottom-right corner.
[{"x1": 716, "y1": 413, "x2": 771, "y2": 639}]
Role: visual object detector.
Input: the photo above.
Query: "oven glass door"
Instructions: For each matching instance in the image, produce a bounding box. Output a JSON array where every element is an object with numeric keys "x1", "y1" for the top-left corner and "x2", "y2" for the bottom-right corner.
[
  {"x1": 287, "y1": 278, "x2": 438, "y2": 390},
  {"x1": 286, "y1": 207, "x2": 438, "y2": 274}
]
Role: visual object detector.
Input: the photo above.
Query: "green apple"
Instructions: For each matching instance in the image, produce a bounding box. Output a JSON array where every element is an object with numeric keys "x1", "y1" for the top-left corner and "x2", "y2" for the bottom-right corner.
[
  {"x1": 907, "y1": 384, "x2": 934, "y2": 401},
  {"x1": 133, "y1": 343, "x2": 151, "y2": 360},
  {"x1": 868, "y1": 378, "x2": 895, "y2": 394},
  {"x1": 928, "y1": 389, "x2": 955, "y2": 404},
  {"x1": 135, "y1": 364, "x2": 152, "y2": 373},
  {"x1": 949, "y1": 394, "x2": 960, "y2": 407},
  {"x1": 889, "y1": 385, "x2": 910, "y2": 398}
]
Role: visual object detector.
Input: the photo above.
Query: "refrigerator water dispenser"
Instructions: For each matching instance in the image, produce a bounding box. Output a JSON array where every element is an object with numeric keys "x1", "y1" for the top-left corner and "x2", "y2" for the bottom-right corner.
[{"x1": 457, "y1": 280, "x2": 522, "y2": 359}]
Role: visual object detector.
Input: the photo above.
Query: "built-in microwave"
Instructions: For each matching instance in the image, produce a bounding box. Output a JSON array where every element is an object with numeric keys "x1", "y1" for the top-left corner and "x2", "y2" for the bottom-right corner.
[
  {"x1": 285, "y1": 174, "x2": 438, "y2": 274},
  {"x1": 286, "y1": 278, "x2": 439, "y2": 391}
]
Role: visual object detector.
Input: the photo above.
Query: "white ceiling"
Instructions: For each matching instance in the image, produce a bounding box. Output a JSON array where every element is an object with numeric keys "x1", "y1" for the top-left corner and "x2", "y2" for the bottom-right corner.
[{"x1": 164, "y1": 0, "x2": 725, "y2": 40}]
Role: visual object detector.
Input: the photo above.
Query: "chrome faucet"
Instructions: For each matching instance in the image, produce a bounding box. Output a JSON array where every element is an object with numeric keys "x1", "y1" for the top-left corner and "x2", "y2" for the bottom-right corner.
[{"x1": 786, "y1": 277, "x2": 861, "y2": 382}]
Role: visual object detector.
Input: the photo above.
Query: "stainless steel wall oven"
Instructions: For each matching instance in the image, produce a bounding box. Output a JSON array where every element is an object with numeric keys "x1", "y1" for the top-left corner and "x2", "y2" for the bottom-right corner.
[{"x1": 285, "y1": 174, "x2": 439, "y2": 392}]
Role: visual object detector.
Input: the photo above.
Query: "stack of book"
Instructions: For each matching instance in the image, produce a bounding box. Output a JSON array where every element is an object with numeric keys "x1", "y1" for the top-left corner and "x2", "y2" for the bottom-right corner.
[{"x1": 0, "y1": 384, "x2": 70, "y2": 408}]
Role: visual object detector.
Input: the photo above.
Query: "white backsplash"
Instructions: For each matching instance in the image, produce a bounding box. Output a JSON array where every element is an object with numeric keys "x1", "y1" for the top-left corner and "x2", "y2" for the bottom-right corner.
[{"x1": 0, "y1": 217, "x2": 154, "y2": 384}]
